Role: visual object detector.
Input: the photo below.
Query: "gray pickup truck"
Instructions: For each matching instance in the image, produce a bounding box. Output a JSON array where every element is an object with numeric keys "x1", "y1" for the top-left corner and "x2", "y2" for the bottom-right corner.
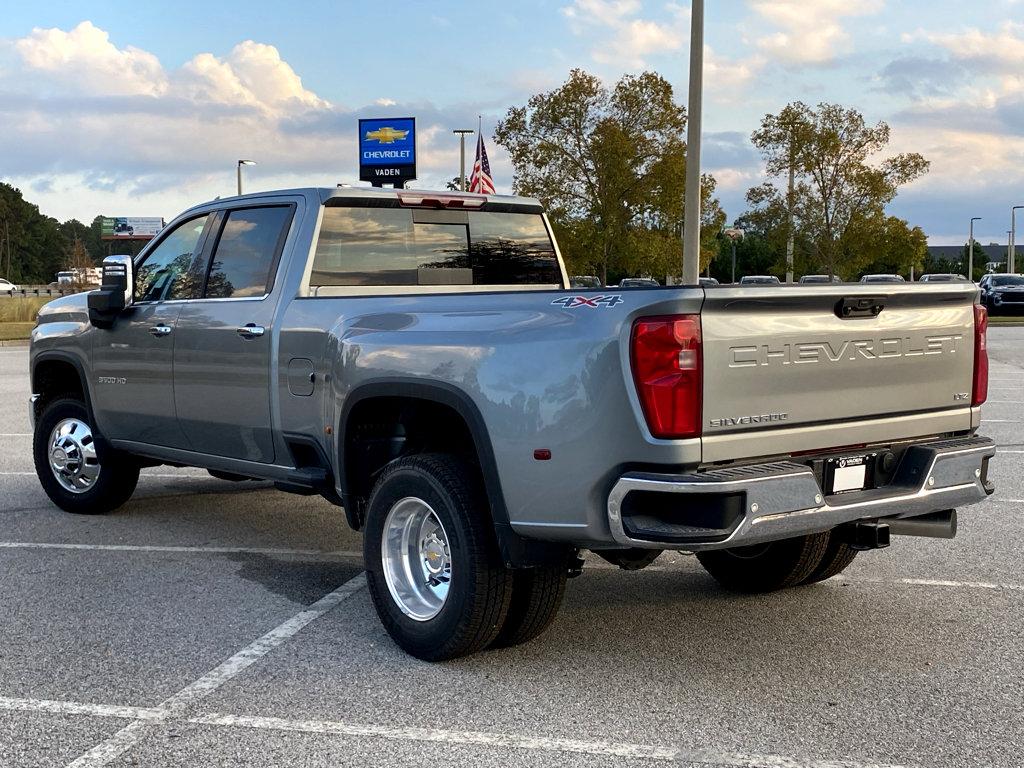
[{"x1": 30, "y1": 187, "x2": 996, "y2": 660}]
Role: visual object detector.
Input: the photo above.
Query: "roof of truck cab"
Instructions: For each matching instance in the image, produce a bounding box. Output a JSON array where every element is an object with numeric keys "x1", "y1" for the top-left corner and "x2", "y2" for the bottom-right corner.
[{"x1": 182, "y1": 187, "x2": 542, "y2": 214}]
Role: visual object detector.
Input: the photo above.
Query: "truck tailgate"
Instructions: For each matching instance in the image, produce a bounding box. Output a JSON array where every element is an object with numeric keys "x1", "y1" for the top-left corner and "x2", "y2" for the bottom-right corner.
[{"x1": 700, "y1": 284, "x2": 978, "y2": 463}]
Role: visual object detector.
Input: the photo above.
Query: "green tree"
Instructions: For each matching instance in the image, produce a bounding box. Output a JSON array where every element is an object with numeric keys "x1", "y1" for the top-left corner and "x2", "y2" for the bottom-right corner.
[
  {"x1": 0, "y1": 183, "x2": 64, "y2": 284},
  {"x1": 748, "y1": 102, "x2": 929, "y2": 278},
  {"x1": 495, "y1": 69, "x2": 724, "y2": 284}
]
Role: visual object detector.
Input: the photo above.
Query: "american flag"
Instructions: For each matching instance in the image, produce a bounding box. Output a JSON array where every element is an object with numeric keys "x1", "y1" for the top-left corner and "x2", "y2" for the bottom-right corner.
[{"x1": 469, "y1": 132, "x2": 495, "y2": 194}]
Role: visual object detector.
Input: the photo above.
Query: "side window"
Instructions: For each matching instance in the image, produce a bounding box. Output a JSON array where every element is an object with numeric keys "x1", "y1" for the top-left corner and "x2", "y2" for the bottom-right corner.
[
  {"x1": 133, "y1": 215, "x2": 210, "y2": 302},
  {"x1": 204, "y1": 207, "x2": 293, "y2": 298}
]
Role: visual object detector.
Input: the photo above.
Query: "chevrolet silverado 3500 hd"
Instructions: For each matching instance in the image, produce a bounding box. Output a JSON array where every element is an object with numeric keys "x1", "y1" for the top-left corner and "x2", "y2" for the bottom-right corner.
[{"x1": 29, "y1": 188, "x2": 996, "y2": 660}]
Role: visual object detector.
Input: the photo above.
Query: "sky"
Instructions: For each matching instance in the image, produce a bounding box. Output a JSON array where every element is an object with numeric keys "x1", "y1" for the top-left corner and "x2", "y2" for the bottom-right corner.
[{"x1": 1, "y1": 0, "x2": 1022, "y2": 245}]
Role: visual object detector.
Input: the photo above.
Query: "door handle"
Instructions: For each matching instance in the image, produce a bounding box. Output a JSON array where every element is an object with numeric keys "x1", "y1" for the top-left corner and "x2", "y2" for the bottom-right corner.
[
  {"x1": 149, "y1": 324, "x2": 172, "y2": 337},
  {"x1": 236, "y1": 324, "x2": 265, "y2": 339}
]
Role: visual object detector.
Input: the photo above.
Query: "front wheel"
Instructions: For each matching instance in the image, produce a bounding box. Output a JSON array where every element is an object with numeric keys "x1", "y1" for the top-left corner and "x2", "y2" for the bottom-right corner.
[
  {"x1": 696, "y1": 532, "x2": 830, "y2": 593},
  {"x1": 363, "y1": 453, "x2": 514, "y2": 661},
  {"x1": 33, "y1": 397, "x2": 140, "y2": 514}
]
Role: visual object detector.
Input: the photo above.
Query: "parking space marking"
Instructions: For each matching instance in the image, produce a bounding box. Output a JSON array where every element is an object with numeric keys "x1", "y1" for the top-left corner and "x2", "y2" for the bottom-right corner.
[
  {"x1": 68, "y1": 572, "x2": 367, "y2": 768},
  {"x1": 0, "y1": 695, "x2": 816, "y2": 767},
  {"x1": 0, "y1": 541, "x2": 361, "y2": 559},
  {"x1": 189, "y1": 712, "x2": 811, "y2": 767},
  {"x1": 846, "y1": 576, "x2": 1024, "y2": 592},
  {"x1": 0, "y1": 696, "x2": 161, "y2": 721}
]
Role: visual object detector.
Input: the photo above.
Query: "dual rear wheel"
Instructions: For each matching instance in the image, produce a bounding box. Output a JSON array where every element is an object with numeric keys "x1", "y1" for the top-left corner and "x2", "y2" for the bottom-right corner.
[
  {"x1": 696, "y1": 531, "x2": 859, "y2": 593},
  {"x1": 363, "y1": 453, "x2": 567, "y2": 661}
]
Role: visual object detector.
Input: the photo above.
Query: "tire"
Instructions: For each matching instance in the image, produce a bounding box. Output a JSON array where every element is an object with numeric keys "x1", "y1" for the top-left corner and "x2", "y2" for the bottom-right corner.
[
  {"x1": 799, "y1": 532, "x2": 858, "y2": 585},
  {"x1": 33, "y1": 397, "x2": 140, "y2": 514},
  {"x1": 363, "y1": 453, "x2": 514, "y2": 661},
  {"x1": 696, "y1": 532, "x2": 830, "y2": 593},
  {"x1": 491, "y1": 564, "x2": 567, "y2": 648}
]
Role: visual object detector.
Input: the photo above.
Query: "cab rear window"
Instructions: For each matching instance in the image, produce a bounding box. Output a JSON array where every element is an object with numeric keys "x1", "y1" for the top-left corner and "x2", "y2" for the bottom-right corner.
[{"x1": 310, "y1": 207, "x2": 560, "y2": 288}]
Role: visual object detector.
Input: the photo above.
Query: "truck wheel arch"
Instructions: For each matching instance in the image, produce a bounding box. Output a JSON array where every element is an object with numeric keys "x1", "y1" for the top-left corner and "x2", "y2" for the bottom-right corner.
[
  {"x1": 32, "y1": 353, "x2": 93, "y2": 426},
  {"x1": 338, "y1": 380, "x2": 507, "y2": 526},
  {"x1": 338, "y1": 380, "x2": 569, "y2": 568}
]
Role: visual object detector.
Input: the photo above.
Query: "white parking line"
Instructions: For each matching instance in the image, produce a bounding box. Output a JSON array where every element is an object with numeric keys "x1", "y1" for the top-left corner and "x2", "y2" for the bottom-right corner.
[
  {"x1": 189, "y1": 712, "x2": 811, "y2": 767},
  {"x1": 0, "y1": 694, "x2": 814, "y2": 767},
  {"x1": 68, "y1": 572, "x2": 367, "y2": 767},
  {"x1": 0, "y1": 541, "x2": 362, "y2": 559},
  {"x1": 846, "y1": 576, "x2": 1024, "y2": 592},
  {"x1": 0, "y1": 696, "x2": 160, "y2": 721}
]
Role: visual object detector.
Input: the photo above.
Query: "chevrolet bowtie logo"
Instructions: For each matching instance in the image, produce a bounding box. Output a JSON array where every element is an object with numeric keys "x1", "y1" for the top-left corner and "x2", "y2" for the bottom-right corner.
[{"x1": 365, "y1": 126, "x2": 409, "y2": 144}]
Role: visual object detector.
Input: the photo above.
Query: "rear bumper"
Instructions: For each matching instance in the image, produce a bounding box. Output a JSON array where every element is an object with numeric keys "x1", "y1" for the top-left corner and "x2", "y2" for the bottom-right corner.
[{"x1": 607, "y1": 436, "x2": 995, "y2": 551}]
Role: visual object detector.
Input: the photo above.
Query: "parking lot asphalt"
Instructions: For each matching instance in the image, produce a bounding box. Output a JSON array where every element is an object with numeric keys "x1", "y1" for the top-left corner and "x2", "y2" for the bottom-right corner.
[{"x1": 1, "y1": 329, "x2": 1022, "y2": 768}]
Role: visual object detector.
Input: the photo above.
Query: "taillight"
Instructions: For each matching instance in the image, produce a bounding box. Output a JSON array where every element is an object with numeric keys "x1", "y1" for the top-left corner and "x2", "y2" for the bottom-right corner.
[
  {"x1": 973, "y1": 304, "x2": 988, "y2": 407},
  {"x1": 630, "y1": 315, "x2": 702, "y2": 439}
]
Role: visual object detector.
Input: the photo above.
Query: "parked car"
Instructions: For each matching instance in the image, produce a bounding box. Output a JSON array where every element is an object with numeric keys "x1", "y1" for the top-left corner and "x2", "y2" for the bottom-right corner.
[
  {"x1": 29, "y1": 187, "x2": 997, "y2": 660},
  {"x1": 618, "y1": 277, "x2": 660, "y2": 288},
  {"x1": 698, "y1": 277, "x2": 720, "y2": 287},
  {"x1": 739, "y1": 275, "x2": 781, "y2": 285},
  {"x1": 569, "y1": 275, "x2": 602, "y2": 289},
  {"x1": 799, "y1": 275, "x2": 842, "y2": 284},
  {"x1": 0, "y1": 278, "x2": 20, "y2": 293},
  {"x1": 860, "y1": 274, "x2": 906, "y2": 283},
  {"x1": 920, "y1": 274, "x2": 968, "y2": 282},
  {"x1": 979, "y1": 273, "x2": 1024, "y2": 314}
]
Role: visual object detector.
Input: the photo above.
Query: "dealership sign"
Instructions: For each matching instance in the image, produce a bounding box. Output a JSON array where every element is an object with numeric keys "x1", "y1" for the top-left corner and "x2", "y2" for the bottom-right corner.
[
  {"x1": 100, "y1": 217, "x2": 165, "y2": 240},
  {"x1": 359, "y1": 117, "x2": 416, "y2": 186}
]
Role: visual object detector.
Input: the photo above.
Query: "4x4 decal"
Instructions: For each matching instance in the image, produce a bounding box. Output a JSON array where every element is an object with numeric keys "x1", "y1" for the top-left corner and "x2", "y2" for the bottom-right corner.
[{"x1": 552, "y1": 294, "x2": 623, "y2": 309}]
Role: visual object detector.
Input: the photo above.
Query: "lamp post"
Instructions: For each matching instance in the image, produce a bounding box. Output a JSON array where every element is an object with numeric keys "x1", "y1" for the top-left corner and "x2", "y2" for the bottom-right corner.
[
  {"x1": 722, "y1": 227, "x2": 744, "y2": 284},
  {"x1": 452, "y1": 130, "x2": 474, "y2": 191},
  {"x1": 968, "y1": 217, "x2": 981, "y2": 280},
  {"x1": 236, "y1": 159, "x2": 257, "y2": 196},
  {"x1": 681, "y1": 0, "x2": 704, "y2": 285},
  {"x1": 1011, "y1": 205, "x2": 1023, "y2": 274},
  {"x1": 1008, "y1": 231, "x2": 1013, "y2": 270}
]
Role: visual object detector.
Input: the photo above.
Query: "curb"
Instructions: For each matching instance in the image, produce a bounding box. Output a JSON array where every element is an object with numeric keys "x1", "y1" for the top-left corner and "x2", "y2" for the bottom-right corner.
[{"x1": 0, "y1": 339, "x2": 29, "y2": 347}]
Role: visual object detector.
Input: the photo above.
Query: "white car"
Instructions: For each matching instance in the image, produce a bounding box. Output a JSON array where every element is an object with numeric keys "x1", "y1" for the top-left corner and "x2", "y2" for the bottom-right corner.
[{"x1": 0, "y1": 278, "x2": 20, "y2": 293}]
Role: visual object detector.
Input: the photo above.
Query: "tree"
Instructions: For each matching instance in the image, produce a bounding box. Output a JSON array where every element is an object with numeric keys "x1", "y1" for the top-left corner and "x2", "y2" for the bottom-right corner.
[
  {"x1": 0, "y1": 183, "x2": 64, "y2": 284},
  {"x1": 748, "y1": 102, "x2": 929, "y2": 278},
  {"x1": 495, "y1": 69, "x2": 724, "y2": 284}
]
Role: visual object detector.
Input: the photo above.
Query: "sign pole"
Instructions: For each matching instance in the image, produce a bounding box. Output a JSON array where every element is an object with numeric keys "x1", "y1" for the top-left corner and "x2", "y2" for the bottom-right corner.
[{"x1": 681, "y1": 0, "x2": 704, "y2": 286}]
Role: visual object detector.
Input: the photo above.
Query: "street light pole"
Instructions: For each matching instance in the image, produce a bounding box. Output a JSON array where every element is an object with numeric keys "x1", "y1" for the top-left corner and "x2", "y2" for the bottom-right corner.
[
  {"x1": 723, "y1": 227, "x2": 744, "y2": 284},
  {"x1": 453, "y1": 130, "x2": 474, "y2": 191},
  {"x1": 969, "y1": 217, "x2": 981, "y2": 280},
  {"x1": 1011, "y1": 205, "x2": 1023, "y2": 274},
  {"x1": 681, "y1": 0, "x2": 704, "y2": 285},
  {"x1": 237, "y1": 159, "x2": 257, "y2": 196}
]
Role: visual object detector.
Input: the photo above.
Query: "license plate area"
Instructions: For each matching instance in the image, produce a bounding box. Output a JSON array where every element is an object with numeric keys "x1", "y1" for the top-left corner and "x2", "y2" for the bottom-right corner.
[{"x1": 825, "y1": 453, "x2": 877, "y2": 495}]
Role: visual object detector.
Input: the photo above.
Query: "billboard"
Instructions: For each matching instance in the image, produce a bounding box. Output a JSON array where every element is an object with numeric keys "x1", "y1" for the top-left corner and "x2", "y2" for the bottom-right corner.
[
  {"x1": 100, "y1": 217, "x2": 165, "y2": 240},
  {"x1": 358, "y1": 117, "x2": 416, "y2": 186}
]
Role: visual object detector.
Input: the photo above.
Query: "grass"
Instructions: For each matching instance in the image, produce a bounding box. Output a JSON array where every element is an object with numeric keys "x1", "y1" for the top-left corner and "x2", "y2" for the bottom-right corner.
[
  {"x1": 0, "y1": 297, "x2": 50, "y2": 323},
  {"x1": 0, "y1": 322, "x2": 35, "y2": 341}
]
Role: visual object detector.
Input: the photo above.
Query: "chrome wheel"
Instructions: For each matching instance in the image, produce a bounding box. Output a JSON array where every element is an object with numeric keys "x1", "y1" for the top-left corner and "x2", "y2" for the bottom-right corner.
[
  {"x1": 48, "y1": 418, "x2": 100, "y2": 493},
  {"x1": 381, "y1": 497, "x2": 452, "y2": 621}
]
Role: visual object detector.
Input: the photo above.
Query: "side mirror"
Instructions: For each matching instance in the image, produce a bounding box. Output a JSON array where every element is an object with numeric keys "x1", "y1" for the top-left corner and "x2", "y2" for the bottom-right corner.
[{"x1": 87, "y1": 255, "x2": 134, "y2": 328}]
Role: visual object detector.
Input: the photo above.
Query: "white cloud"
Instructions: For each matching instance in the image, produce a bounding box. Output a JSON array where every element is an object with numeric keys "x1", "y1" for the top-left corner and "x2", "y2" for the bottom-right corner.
[
  {"x1": 705, "y1": 47, "x2": 764, "y2": 92},
  {"x1": 749, "y1": 0, "x2": 885, "y2": 65},
  {"x1": 14, "y1": 20, "x2": 167, "y2": 96},
  {"x1": 561, "y1": 0, "x2": 681, "y2": 69},
  {"x1": 0, "y1": 21, "x2": 486, "y2": 222}
]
